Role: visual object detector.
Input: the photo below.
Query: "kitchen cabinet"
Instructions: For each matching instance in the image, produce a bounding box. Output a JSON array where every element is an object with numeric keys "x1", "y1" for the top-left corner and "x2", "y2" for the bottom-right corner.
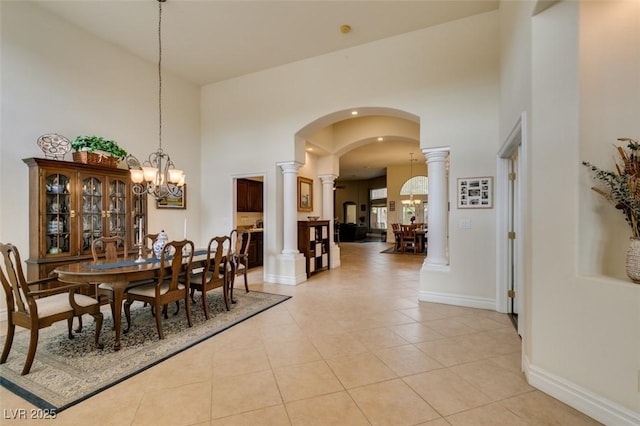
[
  {"x1": 237, "y1": 179, "x2": 263, "y2": 212},
  {"x1": 297, "y1": 220, "x2": 330, "y2": 278},
  {"x1": 247, "y1": 230, "x2": 263, "y2": 268},
  {"x1": 23, "y1": 157, "x2": 146, "y2": 279}
]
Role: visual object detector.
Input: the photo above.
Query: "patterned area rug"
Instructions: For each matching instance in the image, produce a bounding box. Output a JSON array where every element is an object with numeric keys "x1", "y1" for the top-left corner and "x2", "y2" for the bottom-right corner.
[
  {"x1": 0, "y1": 290, "x2": 290, "y2": 412},
  {"x1": 380, "y1": 246, "x2": 427, "y2": 255}
]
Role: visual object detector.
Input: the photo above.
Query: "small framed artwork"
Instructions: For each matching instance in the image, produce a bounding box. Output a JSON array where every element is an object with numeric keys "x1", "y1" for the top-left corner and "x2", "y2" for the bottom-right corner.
[
  {"x1": 297, "y1": 176, "x2": 313, "y2": 212},
  {"x1": 156, "y1": 184, "x2": 187, "y2": 209},
  {"x1": 457, "y1": 177, "x2": 493, "y2": 209},
  {"x1": 389, "y1": 201, "x2": 396, "y2": 212}
]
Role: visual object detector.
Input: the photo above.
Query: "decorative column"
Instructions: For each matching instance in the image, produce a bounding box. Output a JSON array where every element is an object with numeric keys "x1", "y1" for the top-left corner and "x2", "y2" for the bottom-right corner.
[
  {"x1": 268, "y1": 161, "x2": 307, "y2": 285},
  {"x1": 320, "y1": 174, "x2": 341, "y2": 268},
  {"x1": 279, "y1": 162, "x2": 301, "y2": 255},
  {"x1": 423, "y1": 147, "x2": 450, "y2": 268}
]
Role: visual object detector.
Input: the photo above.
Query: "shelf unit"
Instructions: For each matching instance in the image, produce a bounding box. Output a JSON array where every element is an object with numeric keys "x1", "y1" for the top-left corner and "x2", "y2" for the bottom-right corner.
[
  {"x1": 298, "y1": 220, "x2": 330, "y2": 278},
  {"x1": 23, "y1": 157, "x2": 146, "y2": 279}
]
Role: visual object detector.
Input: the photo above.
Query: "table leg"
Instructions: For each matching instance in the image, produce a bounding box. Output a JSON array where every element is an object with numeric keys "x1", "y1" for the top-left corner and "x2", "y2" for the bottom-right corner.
[{"x1": 111, "y1": 281, "x2": 127, "y2": 351}]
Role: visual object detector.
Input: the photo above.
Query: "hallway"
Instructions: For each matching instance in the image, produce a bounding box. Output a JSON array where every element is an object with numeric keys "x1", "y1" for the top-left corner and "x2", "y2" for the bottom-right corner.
[{"x1": 0, "y1": 241, "x2": 600, "y2": 425}]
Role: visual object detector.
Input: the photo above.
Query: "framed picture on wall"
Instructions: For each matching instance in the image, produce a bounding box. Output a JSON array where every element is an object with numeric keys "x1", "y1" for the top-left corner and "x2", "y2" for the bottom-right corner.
[
  {"x1": 297, "y1": 177, "x2": 313, "y2": 212},
  {"x1": 457, "y1": 177, "x2": 492, "y2": 209},
  {"x1": 156, "y1": 184, "x2": 187, "y2": 209}
]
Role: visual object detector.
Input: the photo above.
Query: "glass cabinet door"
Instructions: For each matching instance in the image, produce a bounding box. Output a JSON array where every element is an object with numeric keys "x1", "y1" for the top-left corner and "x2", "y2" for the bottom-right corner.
[
  {"x1": 80, "y1": 175, "x2": 103, "y2": 253},
  {"x1": 132, "y1": 193, "x2": 147, "y2": 247},
  {"x1": 44, "y1": 172, "x2": 72, "y2": 256},
  {"x1": 107, "y1": 178, "x2": 127, "y2": 239}
]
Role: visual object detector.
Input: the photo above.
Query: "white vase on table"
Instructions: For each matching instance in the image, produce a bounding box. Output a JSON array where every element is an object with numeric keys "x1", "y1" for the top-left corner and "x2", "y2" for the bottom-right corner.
[{"x1": 153, "y1": 230, "x2": 168, "y2": 259}]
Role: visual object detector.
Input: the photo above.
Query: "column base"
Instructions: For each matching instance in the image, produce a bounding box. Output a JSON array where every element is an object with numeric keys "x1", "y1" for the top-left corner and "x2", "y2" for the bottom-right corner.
[
  {"x1": 264, "y1": 253, "x2": 307, "y2": 285},
  {"x1": 330, "y1": 244, "x2": 341, "y2": 269}
]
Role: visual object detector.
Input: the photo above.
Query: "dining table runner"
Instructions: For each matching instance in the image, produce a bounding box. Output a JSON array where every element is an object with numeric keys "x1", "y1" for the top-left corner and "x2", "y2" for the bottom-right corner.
[{"x1": 84, "y1": 249, "x2": 210, "y2": 270}]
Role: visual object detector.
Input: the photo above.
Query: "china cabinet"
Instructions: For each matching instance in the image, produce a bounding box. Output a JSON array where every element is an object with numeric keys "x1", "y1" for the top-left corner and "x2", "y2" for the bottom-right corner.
[
  {"x1": 298, "y1": 220, "x2": 330, "y2": 278},
  {"x1": 23, "y1": 157, "x2": 146, "y2": 279}
]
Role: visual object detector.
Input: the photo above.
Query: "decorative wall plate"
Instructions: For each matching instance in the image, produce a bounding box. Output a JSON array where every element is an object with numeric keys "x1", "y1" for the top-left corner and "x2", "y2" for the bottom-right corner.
[{"x1": 37, "y1": 134, "x2": 71, "y2": 160}]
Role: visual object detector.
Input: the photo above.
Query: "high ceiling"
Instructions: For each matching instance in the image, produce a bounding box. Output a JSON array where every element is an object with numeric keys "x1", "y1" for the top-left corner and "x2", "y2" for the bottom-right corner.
[
  {"x1": 32, "y1": 0, "x2": 499, "y2": 180},
  {"x1": 34, "y1": 0, "x2": 499, "y2": 86}
]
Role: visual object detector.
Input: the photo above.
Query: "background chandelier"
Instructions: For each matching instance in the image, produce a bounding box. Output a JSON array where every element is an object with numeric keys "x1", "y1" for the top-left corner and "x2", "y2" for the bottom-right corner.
[
  {"x1": 401, "y1": 152, "x2": 421, "y2": 205},
  {"x1": 129, "y1": 0, "x2": 184, "y2": 201}
]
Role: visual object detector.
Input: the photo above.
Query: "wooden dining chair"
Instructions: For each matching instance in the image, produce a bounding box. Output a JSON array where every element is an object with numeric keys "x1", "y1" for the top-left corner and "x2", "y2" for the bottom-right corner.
[
  {"x1": 0, "y1": 243, "x2": 103, "y2": 375},
  {"x1": 230, "y1": 228, "x2": 251, "y2": 294},
  {"x1": 391, "y1": 223, "x2": 401, "y2": 251},
  {"x1": 90, "y1": 236, "x2": 128, "y2": 327},
  {"x1": 183, "y1": 235, "x2": 233, "y2": 319},
  {"x1": 141, "y1": 233, "x2": 159, "y2": 255},
  {"x1": 400, "y1": 224, "x2": 419, "y2": 253},
  {"x1": 123, "y1": 239, "x2": 194, "y2": 339}
]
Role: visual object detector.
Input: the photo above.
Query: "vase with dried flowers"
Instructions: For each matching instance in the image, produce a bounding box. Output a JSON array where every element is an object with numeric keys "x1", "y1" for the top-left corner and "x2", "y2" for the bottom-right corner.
[{"x1": 582, "y1": 137, "x2": 640, "y2": 283}]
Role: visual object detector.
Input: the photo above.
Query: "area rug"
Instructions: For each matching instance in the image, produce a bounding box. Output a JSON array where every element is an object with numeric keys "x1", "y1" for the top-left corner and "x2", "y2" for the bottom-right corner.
[
  {"x1": 0, "y1": 290, "x2": 290, "y2": 413},
  {"x1": 380, "y1": 246, "x2": 426, "y2": 255}
]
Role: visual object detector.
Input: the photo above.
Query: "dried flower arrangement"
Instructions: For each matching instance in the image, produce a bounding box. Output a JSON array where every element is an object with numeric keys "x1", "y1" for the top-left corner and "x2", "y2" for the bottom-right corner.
[{"x1": 582, "y1": 138, "x2": 640, "y2": 238}]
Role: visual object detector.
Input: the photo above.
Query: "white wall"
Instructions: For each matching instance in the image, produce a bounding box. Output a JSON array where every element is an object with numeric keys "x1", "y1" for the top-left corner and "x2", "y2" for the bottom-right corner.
[
  {"x1": 0, "y1": 2, "x2": 201, "y2": 314},
  {"x1": 578, "y1": 1, "x2": 640, "y2": 279},
  {"x1": 528, "y1": 1, "x2": 640, "y2": 422},
  {"x1": 201, "y1": 10, "x2": 499, "y2": 298}
]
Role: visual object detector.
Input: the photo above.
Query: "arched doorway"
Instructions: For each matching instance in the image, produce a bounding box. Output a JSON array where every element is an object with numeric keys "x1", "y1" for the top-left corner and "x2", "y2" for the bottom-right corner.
[{"x1": 294, "y1": 107, "x2": 423, "y2": 264}]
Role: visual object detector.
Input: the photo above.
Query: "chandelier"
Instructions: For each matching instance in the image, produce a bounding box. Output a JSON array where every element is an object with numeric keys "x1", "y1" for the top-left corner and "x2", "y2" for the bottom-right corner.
[
  {"x1": 401, "y1": 152, "x2": 421, "y2": 205},
  {"x1": 129, "y1": 0, "x2": 184, "y2": 201}
]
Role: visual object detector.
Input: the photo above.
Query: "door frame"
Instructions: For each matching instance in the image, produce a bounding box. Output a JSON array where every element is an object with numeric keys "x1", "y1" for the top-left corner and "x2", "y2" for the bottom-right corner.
[{"x1": 496, "y1": 112, "x2": 527, "y2": 336}]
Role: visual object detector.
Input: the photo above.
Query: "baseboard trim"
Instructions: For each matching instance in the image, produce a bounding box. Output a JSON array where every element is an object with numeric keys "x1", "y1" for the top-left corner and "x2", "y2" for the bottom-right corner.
[
  {"x1": 417, "y1": 290, "x2": 495, "y2": 310},
  {"x1": 524, "y1": 356, "x2": 640, "y2": 425}
]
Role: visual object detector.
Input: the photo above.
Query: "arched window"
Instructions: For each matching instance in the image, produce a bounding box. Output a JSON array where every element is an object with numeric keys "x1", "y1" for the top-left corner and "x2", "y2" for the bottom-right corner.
[{"x1": 400, "y1": 176, "x2": 428, "y2": 195}]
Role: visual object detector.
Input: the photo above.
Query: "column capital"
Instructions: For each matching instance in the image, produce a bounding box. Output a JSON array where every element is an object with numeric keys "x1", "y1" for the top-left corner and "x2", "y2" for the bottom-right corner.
[
  {"x1": 422, "y1": 147, "x2": 450, "y2": 162},
  {"x1": 319, "y1": 174, "x2": 338, "y2": 184},
  {"x1": 277, "y1": 161, "x2": 303, "y2": 174}
]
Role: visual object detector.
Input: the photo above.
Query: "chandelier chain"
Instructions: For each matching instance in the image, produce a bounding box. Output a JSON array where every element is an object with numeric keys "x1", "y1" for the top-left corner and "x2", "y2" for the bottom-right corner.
[
  {"x1": 127, "y1": 0, "x2": 184, "y2": 201},
  {"x1": 158, "y1": 0, "x2": 163, "y2": 151}
]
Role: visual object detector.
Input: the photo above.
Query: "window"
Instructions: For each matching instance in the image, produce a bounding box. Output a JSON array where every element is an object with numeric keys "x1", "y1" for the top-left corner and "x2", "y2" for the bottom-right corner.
[
  {"x1": 400, "y1": 176, "x2": 428, "y2": 196},
  {"x1": 370, "y1": 188, "x2": 387, "y2": 200},
  {"x1": 370, "y1": 206, "x2": 387, "y2": 230},
  {"x1": 370, "y1": 187, "x2": 387, "y2": 229}
]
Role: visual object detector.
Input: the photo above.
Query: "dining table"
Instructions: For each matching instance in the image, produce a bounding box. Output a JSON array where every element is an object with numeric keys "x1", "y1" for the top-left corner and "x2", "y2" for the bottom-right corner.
[{"x1": 53, "y1": 249, "x2": 214, "y2": 351}]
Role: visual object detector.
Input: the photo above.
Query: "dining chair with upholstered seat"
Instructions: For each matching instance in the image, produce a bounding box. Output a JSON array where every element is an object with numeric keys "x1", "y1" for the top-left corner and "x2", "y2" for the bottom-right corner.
[
  {"x1": 123, "y1": 239, "x2": 194, "y2": 339},
  {"x1": 229, "y1": 228, "x2": 251, "y2": 295},
  {"x1": 0, "y1": 243, "x2": 103, "y2": 375},
  {"x1": 183, "y1": 235, "x2": 232, "y2": 319}
]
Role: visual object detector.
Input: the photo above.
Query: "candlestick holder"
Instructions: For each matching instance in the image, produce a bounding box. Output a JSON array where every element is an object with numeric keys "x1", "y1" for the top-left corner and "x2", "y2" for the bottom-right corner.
[{"x1": 134, "y1": 243, "x2": 146, "y2": 263}]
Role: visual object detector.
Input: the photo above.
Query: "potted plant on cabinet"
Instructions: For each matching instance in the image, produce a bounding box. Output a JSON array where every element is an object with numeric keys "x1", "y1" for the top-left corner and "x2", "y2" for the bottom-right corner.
[
  {"x1": 71, "y1": 135, "x2": 127, "y2": 168},
  {"x1": 583, "y1": 137, "x2": 640, "y2": 284}
]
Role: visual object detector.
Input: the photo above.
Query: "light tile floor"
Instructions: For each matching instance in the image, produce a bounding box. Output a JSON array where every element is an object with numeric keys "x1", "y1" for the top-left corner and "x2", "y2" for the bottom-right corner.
[{"x1": 0, "y1": 242, "x2": 602, "y2": 425}]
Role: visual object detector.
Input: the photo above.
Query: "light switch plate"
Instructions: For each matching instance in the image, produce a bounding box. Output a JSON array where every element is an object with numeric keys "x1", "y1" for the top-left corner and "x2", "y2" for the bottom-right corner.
[{"x1": 460, "y1": 218, "x2": 471, "y2": 229}]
